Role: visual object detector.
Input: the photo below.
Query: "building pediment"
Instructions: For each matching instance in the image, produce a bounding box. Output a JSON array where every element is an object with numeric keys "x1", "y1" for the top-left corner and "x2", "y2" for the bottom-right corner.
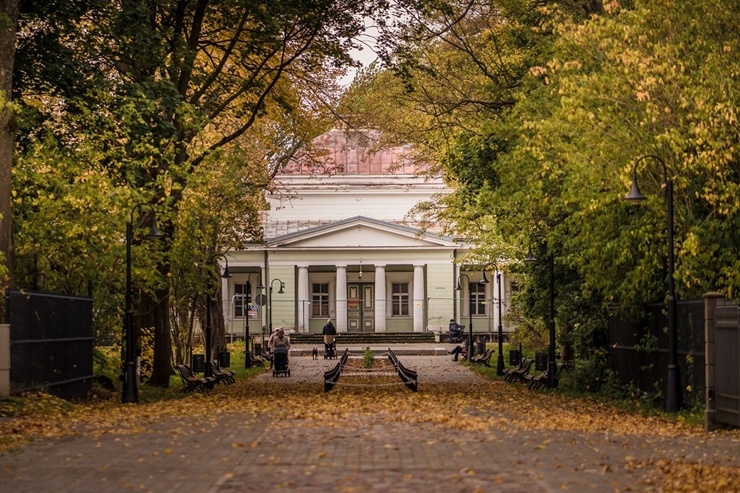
[{"x1": 266, "y1": 216, "x2": 459, "y2": 249}]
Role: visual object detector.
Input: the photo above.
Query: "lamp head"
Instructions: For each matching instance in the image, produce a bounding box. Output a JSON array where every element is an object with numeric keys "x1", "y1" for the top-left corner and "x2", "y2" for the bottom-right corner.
[
  {"x1": 145, "y1": 219, "x2": 163, "y2": 239},
  {"x1": 278, "y1": 281, "x2": 285, "y2": 294},
  {"x1": 624, "y1": 179, "x2": 647, "y2": 203},
  {"x1": 523, "y1": 246, "x2": 538, "y2": 265}
]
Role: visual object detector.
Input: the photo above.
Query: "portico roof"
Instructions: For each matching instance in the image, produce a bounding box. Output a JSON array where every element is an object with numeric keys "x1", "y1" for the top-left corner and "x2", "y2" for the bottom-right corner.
[{"x1": 265, "y1": 216, "x2": 460, "y2": 249}]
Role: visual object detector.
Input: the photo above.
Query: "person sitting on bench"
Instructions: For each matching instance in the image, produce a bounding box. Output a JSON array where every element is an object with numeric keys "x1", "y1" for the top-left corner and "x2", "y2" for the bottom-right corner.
[{"x1": 448, "y1": 340, "x2": 468, "y2": 361}]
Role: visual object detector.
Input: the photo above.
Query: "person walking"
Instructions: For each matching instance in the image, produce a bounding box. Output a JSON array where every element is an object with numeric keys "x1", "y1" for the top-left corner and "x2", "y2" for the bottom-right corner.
[{"x1": 322, "y1": 318, "x2": 337, "y2": 358}]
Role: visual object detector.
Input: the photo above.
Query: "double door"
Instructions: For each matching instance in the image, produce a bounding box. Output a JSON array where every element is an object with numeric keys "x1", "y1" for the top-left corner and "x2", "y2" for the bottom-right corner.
[{"x1": 347, "y1": 283, "x2": 374, "y2": 332}]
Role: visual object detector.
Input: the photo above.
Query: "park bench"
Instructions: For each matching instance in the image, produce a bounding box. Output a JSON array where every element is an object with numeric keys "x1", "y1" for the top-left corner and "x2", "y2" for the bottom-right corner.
[
  {"x1": 526, "y1": 362, "x2": 572, "y2": 390},
  {"x1": 246, "y1": 351, "x2": 267, "y2": 368},
  {"x1": 387, "y1": 348, "x2": 418, "y2": 392},
  {"x1": 176, "y1": 364, "x2": 215, "y2": 392},
  {"x1": 470, "y1": 348, "x2": 494, "y2": 367},
  {"x1": 324, "y1": 348, "x2": 350, "y2": 392},
  {"x1": 503, "y1": 357, "x2": 533, "y2": 383},
  {"x1": 209, "y1": 361, "x2": 236, "y2": 384}
]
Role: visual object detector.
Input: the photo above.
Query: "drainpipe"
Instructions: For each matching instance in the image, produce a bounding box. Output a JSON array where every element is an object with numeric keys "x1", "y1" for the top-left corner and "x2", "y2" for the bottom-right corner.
[
  {"x1": 452, "y1": 249, "x2": 458, "y2": 322},
  {"x1": 263, "y1": 250, "x2": 269, "y2": 347}
]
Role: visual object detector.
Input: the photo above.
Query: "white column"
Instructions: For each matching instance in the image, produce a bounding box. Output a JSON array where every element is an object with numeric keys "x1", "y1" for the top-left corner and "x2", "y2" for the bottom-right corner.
[
  {"x1": 374, "y1": 264, "x2": 387, "y2": 332},
  {"x1": 297, "y1": 265, "x2": 309, "y2": 334},
  {"x1": 413, "y1": 264, "x2": 425, "y2": 333},
  {"x1": 336, "y1": 265, "x2": 347, "y2": 332}
]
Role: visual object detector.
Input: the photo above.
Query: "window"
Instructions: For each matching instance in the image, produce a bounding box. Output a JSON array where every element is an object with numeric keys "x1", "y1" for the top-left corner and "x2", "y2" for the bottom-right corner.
[
  {"x1": 470, "y1": 282, "x2": 486, "y2": 316},
  {"x1": 234, "y1": 283, "x2": 251, "y2": 318},
  {"x1": 312, "y1": 282, "x2": 330, "y2": 317},
  {"x1": 391, "y1": 282, "x2": 409, "y2": 316}
]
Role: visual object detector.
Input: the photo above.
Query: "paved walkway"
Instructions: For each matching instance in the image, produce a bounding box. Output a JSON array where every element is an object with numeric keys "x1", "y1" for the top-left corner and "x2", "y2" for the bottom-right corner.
[{"x1": 1, "y1": 347, "x2": 738, "y2": 493}]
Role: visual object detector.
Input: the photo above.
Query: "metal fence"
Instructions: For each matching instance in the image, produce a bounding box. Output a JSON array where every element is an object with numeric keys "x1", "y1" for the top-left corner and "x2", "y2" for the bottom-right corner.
[
  {"x1": 6, "y1": 290, "x2": 94, "y2": 400},
  {"x1": 706, "y1": 295, "x2": 739, "y2": 430},
  {"x1": 232, "y1": 296, "x2": 508, "y2": 335},
  {"x1": 609, "y1": 299, "x2": 706, "y2": 408}
]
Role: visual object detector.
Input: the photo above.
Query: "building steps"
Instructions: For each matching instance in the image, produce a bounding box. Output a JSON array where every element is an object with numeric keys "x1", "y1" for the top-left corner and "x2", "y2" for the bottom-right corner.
[{"x1": 290, "y1": 332, "x2": 436, "y2": 346}]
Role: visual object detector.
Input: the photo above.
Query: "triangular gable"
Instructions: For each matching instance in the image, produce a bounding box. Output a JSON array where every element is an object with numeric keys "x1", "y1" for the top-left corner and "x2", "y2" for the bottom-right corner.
[{"x1": 266, "y1": 216, "x2": 459, "y2": 249}]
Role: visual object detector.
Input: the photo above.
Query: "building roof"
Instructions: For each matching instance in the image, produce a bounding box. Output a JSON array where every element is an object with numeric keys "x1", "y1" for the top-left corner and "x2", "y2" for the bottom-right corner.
[
  {"x1": 281, "y1": 128, "x2": 425, "y2": 175},
  {"x1": 265, "y1": 216, "x2": 459, "y2": 249}
]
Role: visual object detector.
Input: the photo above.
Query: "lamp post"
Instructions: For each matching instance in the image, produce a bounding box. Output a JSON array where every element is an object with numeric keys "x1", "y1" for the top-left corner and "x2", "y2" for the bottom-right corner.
[
  {"x1": 205, "y1": 253, "x2": 231, "y2": 378},
  {"x1": 524, "y1": 249, "x2": 557, "y2": 389},
  {"x1": 246, "y1": 272, "x2": 264, "y2": 358},
  {"x1": 455, "y1": 273, "x2": 474, "y2": 359},
  {"x1": 268, "y1": 278, "x2": 285, "y2": 335},
  {"x1": 481, "y1": 263, "x2": 505, "y2": 375},
  {"x1": 624, "y1": 154, "x2": 681, "y2": 412},
  {"x1": 122, "y1": 203, "x2": 162, "y2": 404}
]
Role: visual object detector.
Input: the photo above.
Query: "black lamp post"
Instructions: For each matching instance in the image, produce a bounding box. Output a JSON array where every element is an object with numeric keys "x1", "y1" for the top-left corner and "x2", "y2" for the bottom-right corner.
[
  {"x1": 455, "y1": 273, "x2": 474, "y2": 359},
  {"x1": 122, "y1": 203, "x2": 162, "y2": 404},
  {"x1": 481, "y1": 263, "x2": 505, "y2": 375},
  {"x1": 246, "y1": 272, "x2": 264, "y2": 355},
  {"x1": 524, "y1": 249, "x2": 557, "y2": 389},
  {"x1": 205, "y1": 253, "x2": 231, "y2": 378},
  {"x1": 268, "y1": 278, "x2": 285, "y2": 335},
  {"x1": 624, "y1": 154, "x2": 681, "y2": 412}
]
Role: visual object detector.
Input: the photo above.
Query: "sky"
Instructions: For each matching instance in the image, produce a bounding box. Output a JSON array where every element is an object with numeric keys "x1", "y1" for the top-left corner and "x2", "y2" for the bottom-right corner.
[{"x1": 338, "y1": 18, "x2": 381, "y2": 87}]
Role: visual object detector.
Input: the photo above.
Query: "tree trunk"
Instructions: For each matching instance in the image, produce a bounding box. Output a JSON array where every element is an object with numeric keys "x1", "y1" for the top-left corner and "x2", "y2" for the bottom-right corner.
[
  {"x1": 212, "y1": 289, "x2": 226, "y2": 358},
  {"x1": 149, "y1": 283, "x2": 172, "y2": 386},
  {"x1": 0, "y1": 0, "x2": 19, "y2": 320}
]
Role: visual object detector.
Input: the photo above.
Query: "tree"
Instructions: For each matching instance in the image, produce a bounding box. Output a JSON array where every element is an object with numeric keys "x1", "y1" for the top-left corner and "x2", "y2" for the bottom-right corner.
[
  {"x1": 0, "y1": 0, "x2": 19, "y2": 318},
  {"x1": 11, "y1": 0, "x2": 390, "y2": 385}
]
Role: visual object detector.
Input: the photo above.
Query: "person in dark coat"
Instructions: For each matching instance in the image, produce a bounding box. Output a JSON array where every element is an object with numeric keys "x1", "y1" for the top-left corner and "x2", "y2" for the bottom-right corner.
[{"x1": 322, "y1": 319, "x2": 337, "y2": 357}]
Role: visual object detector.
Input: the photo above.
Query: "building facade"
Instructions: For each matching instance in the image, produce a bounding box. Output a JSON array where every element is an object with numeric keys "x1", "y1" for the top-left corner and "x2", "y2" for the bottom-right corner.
[{"x1": 221, "y1": 129, "x2": 509, "y2": 338}]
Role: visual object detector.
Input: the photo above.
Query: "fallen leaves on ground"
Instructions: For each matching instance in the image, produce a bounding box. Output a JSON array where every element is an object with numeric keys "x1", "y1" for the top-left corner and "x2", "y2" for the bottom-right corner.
[{"x1": 1, "y1": 360, "x2": 738, "y2": 493}]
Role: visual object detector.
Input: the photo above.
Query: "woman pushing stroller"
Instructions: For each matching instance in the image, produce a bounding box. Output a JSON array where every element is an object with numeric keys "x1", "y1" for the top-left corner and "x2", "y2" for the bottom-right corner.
[{"x1": 269, "y1": 327, "x2": 291, "y2": 376}]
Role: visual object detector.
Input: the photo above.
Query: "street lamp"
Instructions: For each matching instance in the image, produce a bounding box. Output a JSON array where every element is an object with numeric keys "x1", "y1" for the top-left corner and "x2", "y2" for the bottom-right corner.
[
  {"x1": 122, "y1": 203, "x2": 162, "y2": 404},
  {"x1": 205, "y1": 253, "x2": 231, "y2": 378},
  {"x1": 624, "y1": 154, "x2": 681, "y2": 412},
  {"x1": 481, "y1": 263, "x2": 505, "y2": 375},
  {"x1": 268, "y1": 278, "x2": 285, "y2": 335},
  {"x1": 524, "y1": 248, "x2": 557, "y2": 389},
  {"x1": 455, "y1": 273, "x2": 474, "y2": 359},
  {"x1": 245, "y1": 272, "x2": 264, "y2": 359}
]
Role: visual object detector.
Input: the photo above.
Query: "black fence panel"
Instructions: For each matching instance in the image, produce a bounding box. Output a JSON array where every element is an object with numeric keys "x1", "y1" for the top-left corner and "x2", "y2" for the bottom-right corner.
[
  {"x1": 609, "y1": 299, "x2": 705, "y2": 408},
  {"x1": 7, "y1": 290, "x2": 94, "y2": 400}
]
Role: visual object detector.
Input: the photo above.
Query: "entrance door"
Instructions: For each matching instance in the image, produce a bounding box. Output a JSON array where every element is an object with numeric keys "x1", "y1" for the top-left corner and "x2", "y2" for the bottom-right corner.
[{"x1": 347, "y1": 283, "x2": 374, "y2": 332}]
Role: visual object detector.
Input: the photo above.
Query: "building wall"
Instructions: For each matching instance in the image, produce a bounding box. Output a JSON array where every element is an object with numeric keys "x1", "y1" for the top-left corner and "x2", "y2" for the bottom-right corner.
[{"x1": 426, "y1": 263, "x2": 456, "y2": 331}]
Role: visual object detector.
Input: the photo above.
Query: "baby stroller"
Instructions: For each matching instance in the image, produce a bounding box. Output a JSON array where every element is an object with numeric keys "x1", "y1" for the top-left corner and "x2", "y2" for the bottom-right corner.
[
  {"x1": 324, "y1": 340, "x2": 337, "y2": 359},
  {"x1": 272, "y1": 346, "x2": 290, "y2": 377},
  {"x1": 449, "y1": 324, "x2": 465, "y2": 344}
]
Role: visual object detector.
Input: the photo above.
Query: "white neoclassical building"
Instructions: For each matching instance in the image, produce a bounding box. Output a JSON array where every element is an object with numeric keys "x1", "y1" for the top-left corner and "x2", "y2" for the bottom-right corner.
[{"x1": 221, "y1": 129, "x2": 509, "y2": 338}]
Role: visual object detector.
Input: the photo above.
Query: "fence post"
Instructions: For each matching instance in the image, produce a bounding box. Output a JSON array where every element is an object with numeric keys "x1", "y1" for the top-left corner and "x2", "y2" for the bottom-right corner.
[
  {"x1": 0, "y1": 324, "x2": 9, "y2": 399},
  {"x1": 703, "y1": 292, "x2": 724, "y2": 432}
]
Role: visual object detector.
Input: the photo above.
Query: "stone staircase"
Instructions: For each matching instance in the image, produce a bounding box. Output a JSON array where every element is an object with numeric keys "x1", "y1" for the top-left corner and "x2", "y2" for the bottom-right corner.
[{"x1": 289, "y1": 332, "x2": 436, "y2": 346}]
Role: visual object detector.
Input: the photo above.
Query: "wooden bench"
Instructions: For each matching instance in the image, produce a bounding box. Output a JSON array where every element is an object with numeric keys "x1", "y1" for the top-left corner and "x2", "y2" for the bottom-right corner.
[
  {"x1": 503, "y1": 357, "x2": 533, "y2": 382},
  {"x1": 387, "y1": 349, "x2": 418, "y2": 392},
  {"x1": 526, "y1": 362, "x2": 572, "y2": 390},
  {"x1": 176, "y1": 364, "x2": 215, "y2": 392},
  {"x1": 246, "y1": 351, "x2": 267, "y2": 368},
  {"x1": 470, "y1": 348, "x2": 494, "y2": 367},
  {"x1": 209, "y1": 361, "x2": 236, "y2": 384},
  {"x1": 324, "y1": 348, "x2": 350, "y2": 392}
]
